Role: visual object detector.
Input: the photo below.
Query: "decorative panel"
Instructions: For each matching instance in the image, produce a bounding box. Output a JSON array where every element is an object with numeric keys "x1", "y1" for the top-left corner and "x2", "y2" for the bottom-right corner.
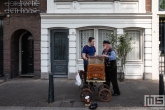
[{"x1": 125, "y1": 65, "x2": 142, "y2": 75}]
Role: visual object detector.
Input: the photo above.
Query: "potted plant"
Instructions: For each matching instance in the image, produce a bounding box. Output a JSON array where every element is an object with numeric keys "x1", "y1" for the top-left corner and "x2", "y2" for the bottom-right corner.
[{"x1": 110, "y1": 33, "x2": 133, "y2": 82}]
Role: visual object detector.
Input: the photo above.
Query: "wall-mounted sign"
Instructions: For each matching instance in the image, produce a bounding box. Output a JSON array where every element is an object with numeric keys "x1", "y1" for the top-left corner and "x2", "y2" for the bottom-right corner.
[{"x1": 4, "y1": 0, "x2": 40, "y2": 14}]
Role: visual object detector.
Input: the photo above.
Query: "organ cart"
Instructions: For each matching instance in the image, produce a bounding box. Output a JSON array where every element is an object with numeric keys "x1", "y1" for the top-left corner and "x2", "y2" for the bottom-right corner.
[{"x1": 79, "y1": 56, "x2": 112, "y2": 102}]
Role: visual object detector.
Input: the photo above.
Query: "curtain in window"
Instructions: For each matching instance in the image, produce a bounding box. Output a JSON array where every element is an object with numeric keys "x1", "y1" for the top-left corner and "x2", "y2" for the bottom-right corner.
[
  {"x1": 126, "y1": 31, "x2": 140, "y2": 60},
  {"x1": 98, "y1": 29, "x2": 113, "y2": 55},
  {"x1": 79, "y1": 29, "x2": 94, "y2": 58},
  {"x1": 160, "y1": 0, "x2": 165, "y2": 10}
]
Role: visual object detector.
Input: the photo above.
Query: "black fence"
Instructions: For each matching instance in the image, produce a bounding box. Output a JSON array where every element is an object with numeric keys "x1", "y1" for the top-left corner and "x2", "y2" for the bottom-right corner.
[
  {"x1": 159, "y1": 18, "x2": 165, "y2": 75},
  {"x1": 159, "y1": 18, "x2": 165, "y2": 95}
]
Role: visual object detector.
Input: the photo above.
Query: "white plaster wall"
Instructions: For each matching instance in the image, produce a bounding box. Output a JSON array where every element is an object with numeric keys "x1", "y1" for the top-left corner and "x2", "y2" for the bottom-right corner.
[
  {"x1": 46, "y1": 0, "x2": 146, "y2": 13},
  {"x1": 68, "y1": 29, "x2": 77, "y2": 79},
  {"x1": 41, "y1": 16, "x2": 152, "y2": 79},
  {"x1": 152, "y1": 0, "x2": 160, "y2": 80},
  {"x1": 40, "y1": 0, "x2": 149, "y2": 79}
]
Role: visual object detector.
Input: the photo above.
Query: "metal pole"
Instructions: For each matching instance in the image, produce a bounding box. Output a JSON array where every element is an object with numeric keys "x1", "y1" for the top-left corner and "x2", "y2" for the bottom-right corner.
[{"x1": 48, "y1": 73, "x2": 54, "y2": 103}]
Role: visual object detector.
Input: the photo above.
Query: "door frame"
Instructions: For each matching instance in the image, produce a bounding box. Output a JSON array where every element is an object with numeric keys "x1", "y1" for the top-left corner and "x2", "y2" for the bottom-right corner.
[
  {"x1": 0, "y1": 19, "x2": 3, "y2": 77},
  {"x1": 19, "y1": 31, "x2": 34, "y2": 76},
  {"x1": 50, "y1": 29, "x2": 69, "y2": 77}
]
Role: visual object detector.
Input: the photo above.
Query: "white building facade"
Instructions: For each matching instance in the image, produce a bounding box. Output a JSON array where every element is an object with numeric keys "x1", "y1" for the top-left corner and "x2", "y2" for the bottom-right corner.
[
  {"x1": 40, "y1": 0, "x2": 155, "y2": 80},
  {"x1": 152, "y1": 0, "x2": 165, "y2": 80}
]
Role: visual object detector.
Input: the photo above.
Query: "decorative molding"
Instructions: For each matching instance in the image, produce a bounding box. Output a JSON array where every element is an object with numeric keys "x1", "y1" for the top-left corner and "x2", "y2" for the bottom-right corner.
[
  {"x1": 54, "y1": 0, "x2": 114, "y2": 2},
  {"x1": 54, "y1": 0, "x2": 138, "y2": 2},
  {"x1": 41, "y1": 13, "x2": 152, "y2": 19},
  {"x1": 125, "y1": 64, "x2": 143, "y2": 75}
]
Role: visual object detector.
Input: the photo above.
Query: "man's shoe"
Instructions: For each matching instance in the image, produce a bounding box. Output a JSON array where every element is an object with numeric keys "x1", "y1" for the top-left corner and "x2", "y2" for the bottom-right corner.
[{"x1": 89, "y1": 102, "x2": 98, "y2": 109}]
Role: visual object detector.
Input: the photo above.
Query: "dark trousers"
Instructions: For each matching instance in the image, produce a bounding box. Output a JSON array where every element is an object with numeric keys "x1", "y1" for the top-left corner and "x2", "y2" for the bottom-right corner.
[
  {"x1": 105, "y1": 66, "x2": 120, "y2": 95},
  {"x1": 84, "y1": 65, "x2": 93, "y2": 86}
]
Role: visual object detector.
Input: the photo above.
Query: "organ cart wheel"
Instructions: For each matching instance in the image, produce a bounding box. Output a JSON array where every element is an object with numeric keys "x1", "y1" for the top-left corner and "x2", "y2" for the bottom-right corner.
[
  {"x1": 81, "y1": 84, "x2": 93, "y2": 91},
  {"x1": 80, "y1": 88, "x2": 93, "y2": 102},
  {"x1": 98, "y1": 88, "x2": 112, "y2": 102},
  {"x1": 98, "y1": 84, "x2": 110, "y2": 91}
]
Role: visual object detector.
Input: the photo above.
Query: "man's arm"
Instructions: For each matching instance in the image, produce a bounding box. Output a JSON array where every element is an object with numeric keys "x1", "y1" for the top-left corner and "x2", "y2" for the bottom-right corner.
[
  {"x1": 102, "y1": 51, "x2": 116, "y2": 60},
  {"x1": 82, "y1": 46, "x2": 88, "y2": 60},
  {"x1": 82, "y1": 53, "x2": 88, "y2": 60},
  {"x1": 108, "y1": 51, "x2": 116, "y2": 60},
  {"x1": 94, "y1": 52, "x2": 96, "y2": 56}
]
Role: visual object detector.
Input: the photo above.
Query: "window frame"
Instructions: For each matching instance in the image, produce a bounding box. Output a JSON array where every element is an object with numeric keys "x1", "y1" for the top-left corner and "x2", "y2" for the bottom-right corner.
[
  {"x1": 123, "y1": 28, "x2": 144, "y2": 62},
  {"x1": 76, "y1": 27, "x2": 116, "y2": 64}
]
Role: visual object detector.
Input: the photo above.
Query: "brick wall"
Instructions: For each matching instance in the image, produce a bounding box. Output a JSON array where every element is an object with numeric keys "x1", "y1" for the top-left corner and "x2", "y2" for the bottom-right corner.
[
  {"x1": 146, "y1": 0, "x2": 152, "y2": 12},
  {"x1": 0, "y1": 0, "x2": 47, "y2": 78}
]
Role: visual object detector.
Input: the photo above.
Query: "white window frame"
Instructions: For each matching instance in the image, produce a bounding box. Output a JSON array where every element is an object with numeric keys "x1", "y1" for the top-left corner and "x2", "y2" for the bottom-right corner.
[
  {"x1": 124, "y1": 28, "x2": 144, "y2": 62},
  {"x1": 76, "y1": 26, "x2": 116, "y2": 64}
]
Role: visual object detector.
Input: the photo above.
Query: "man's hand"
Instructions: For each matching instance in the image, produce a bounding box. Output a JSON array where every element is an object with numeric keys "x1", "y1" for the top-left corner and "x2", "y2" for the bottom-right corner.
[{"x1": 101, "y1": 54, "x2": 108, "y2": 58}]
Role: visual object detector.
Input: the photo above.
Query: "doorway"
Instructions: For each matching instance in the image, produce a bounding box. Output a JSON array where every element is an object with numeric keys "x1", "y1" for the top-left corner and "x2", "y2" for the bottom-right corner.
[
  {"x1": 21, "y1": 32, "x2": 34, "y2": 76},
  {"x1": 51, "y1": 29, "x2": 69, "y2": 76}
]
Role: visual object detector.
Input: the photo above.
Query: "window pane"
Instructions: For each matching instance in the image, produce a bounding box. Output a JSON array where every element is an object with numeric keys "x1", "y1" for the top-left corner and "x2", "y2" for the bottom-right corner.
[
  {"x1": 79, "y1": 29, "x2": 94, "y2": 58},
  {"x1": 160, "y1": 0, "x2": 165, "y2": 10},
  {"x1": 98, "y1": 29, "x2": 113, "y2": 55},
  {"x1": 126, "y1": 31, "x2": 140, "y2": 60}
]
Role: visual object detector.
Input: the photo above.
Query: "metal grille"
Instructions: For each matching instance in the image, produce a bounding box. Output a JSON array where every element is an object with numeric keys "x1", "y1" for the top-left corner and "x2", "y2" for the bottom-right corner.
[
  {"x1": 159, "y1": 18, "x2": 165, "y2": 75},
  {"x1": 54, "y1": 33, "x2": 66, "y2": 60}
]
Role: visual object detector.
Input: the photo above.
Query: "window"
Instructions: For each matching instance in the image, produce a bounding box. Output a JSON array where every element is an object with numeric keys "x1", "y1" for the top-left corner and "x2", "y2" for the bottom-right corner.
[
  {"x1": 79, "y1": 29, "x2": 94, "y2": 58},
  {"x1": 125, "y1": 30, "x2": 142, "y2": 60},
  {"x1": 98, "y1": 29, "x2": 114, "y2": 54},
  {"x1": 159, "y1": 0, "x2": 165, "y2": 11},
  {"x1": 78, "y1": 28, "x2": 114, "y2": 59}
]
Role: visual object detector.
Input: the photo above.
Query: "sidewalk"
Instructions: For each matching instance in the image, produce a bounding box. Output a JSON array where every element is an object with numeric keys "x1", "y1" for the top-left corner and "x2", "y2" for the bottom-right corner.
[
  {"x1": 0, "y1": 107, "x2": 165, "y2": 110},
  {"x1": 0, "y1": 78, "x2": 163, "y2": 108},
  {"x1": 0, "y1": 77, "x2": 3, "y2": 84}
]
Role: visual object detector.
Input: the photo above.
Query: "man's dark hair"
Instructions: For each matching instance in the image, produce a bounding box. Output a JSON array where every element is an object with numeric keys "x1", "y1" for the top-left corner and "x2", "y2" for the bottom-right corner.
[{"x1": 88, "y1": 37, "x2": 94, "y2": 42}]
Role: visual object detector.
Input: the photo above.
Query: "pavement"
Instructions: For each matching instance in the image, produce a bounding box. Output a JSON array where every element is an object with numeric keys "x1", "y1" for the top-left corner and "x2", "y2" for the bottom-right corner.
[
  {"x1": 0, "y1": 77, "x2": 3, "y2": 84},
  {"x1": 0, "y1": 77, "x2": 164, "y2": 110}
]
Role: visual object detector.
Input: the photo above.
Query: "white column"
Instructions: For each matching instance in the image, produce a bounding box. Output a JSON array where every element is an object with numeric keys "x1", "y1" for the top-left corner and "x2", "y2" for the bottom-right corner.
[
  {"x1": 114, "y1": 1, "x2": 119, "y2": 13},
  {"x1": 139, "y1": 0, "x2": 146, "y2": 13},
  {"x1": 68, "y1": 29, "x2": 77, "y2": 79},
  {"x1": 117, "y1": 28, "x2": 123, "y2": 35},
  {"x1": 47, "y1": 0, "x2": 55, "y2": 13},
  {"x1": 116, "y1": 29, "x2": 123, "y2": 73},
  {"x1": 41, "y1": 29, "x2": 49, "y2": 79},
  {"x1": 152, "y1": 0, "x2": 159, "y2": 80}
]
